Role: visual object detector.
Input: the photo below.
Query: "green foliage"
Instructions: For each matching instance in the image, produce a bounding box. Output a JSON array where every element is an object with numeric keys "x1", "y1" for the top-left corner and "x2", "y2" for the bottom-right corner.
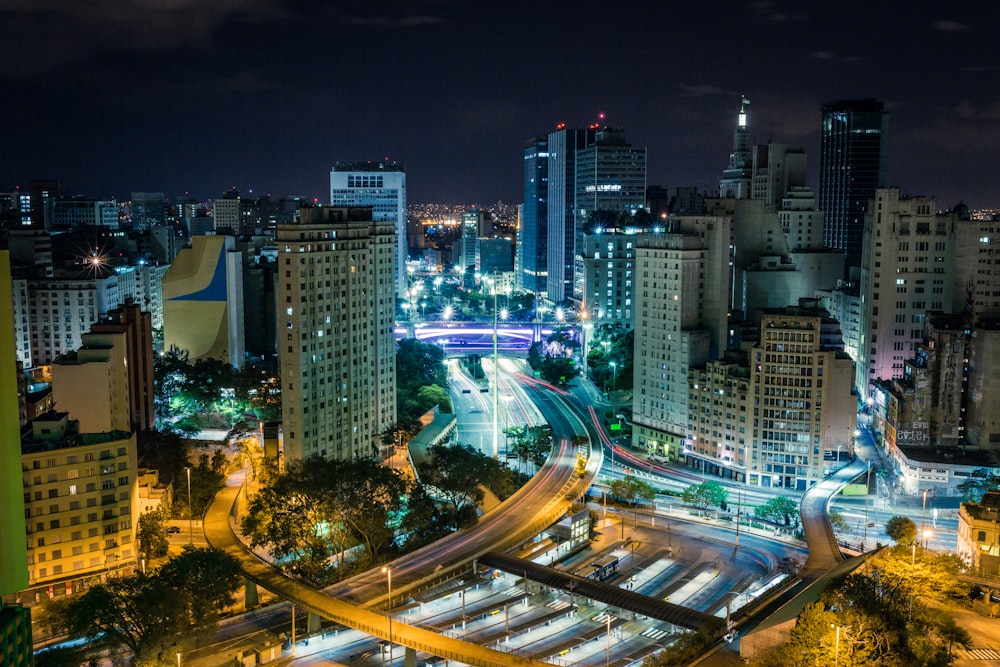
[
  {"x1": 681, "y1": 481, "x2": 728, "y2": 511},
  {"x1": 609, "y1": 475, "x2": 658, "y2": 506},
  {"x1": 641, "y1": 624, "x2": 722, "y2": 666},
  {"x1": 418, "y1": 443, "x2": 515, "y2": 527},
  {"x1": 955, "y1": 467, "x2": 1000, "y2": 502},
  {"x1": 587, "y1": 326, "x2": 634, "y2": 392},
  {"x1": 137, "y1": 507, "x2": 169, "y2": 559},
  {"x1": 396, "y1": 338, "x2": 450, "y2": 428},
  {"x1": 507, "y1": 424, "x2": 553, "y2": 468},
  {"x1": 180, "y1": 451, "x2": 227, "y2": 519},
  {"x1": 40, "y1": 547, "x2": 241, "y2": 666},
  {"x1": 829, "y1": 508, "x2": 850, "y2": 534},
  {"x1": 157, "y1": 546, "x2": 242, "y2": 634},
  {"x1": 753, "y1": 496, "x2": 800, "y2": 527},
  {"x1": 539, "y1": 355, "x2": 580, "y2": 386},
  {"x1": 746, "y1": 547, "x2": 973, "y2": 667},
  {"x1": 885, "y1": 515, "x2": 918, "y2": 545},
  {"x1": 241, "y1": 457, "x2": 409, "y2": 583},
  {"x1": 136, "y1": 429, "x2": 189, "y2": 486}
]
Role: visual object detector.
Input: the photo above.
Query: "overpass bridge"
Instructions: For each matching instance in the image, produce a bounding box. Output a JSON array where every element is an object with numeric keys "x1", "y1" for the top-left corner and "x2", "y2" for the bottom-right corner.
[{"x1": 204, "y1": 379, "x2": 601, "y2": 666}]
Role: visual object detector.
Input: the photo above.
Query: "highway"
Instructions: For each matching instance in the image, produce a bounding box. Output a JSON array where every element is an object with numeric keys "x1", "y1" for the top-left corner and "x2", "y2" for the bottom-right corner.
[{"x1": 203, "y1": 370, "x2": 601, "y2": 666}]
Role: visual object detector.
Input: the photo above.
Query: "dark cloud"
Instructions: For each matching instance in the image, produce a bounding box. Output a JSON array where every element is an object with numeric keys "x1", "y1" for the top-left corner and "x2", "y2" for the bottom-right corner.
[
  {"x1": 747, "y1": 0, "x2": 807, "y2": 23},
  {"x1": 931, "y1": 20, "x2": 969, "y2": 32}
]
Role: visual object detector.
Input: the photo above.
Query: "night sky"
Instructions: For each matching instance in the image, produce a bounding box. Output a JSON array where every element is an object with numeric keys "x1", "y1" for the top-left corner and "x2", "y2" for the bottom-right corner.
[{"x1": 2, "y1": 1, "x2": 997, "y2": 208}]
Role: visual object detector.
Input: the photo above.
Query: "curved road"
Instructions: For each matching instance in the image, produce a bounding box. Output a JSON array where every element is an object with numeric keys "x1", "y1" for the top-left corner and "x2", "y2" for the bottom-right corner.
[{"x1": 204, "y1": 378, "x2": 600, "y2": 666}]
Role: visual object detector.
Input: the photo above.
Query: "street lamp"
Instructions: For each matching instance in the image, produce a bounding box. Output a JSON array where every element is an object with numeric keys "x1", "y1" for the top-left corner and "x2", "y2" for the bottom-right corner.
[
  {"x1": 862, "y1": 459, "x2": 872, "y2": 550},
  {"x1": 490, "y1": 275, "x2": 500, "y2": 460},
  {"x1": 920, "y1": 488, "x2": 929, "y2": 547},
  {"x1": 185, "y1": 467, "x2": 192, "y2": 545},
  {"x1": 382, "y1": 566, "x2": 393, "y2": 666},
  {"x1": 609, "y1": 361, "x2": 617, "y2": 394}
]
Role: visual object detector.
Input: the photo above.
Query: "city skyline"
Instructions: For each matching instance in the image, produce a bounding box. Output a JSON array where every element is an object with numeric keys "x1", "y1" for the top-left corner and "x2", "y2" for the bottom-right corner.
[{"x1": 1, "y1": 2, "x2": 997, "y2": 208}]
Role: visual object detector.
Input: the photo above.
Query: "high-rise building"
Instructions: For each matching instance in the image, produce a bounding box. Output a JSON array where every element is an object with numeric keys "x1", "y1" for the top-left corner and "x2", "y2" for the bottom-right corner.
[
  {"x1": 458, "y1": 210, "x2": 484, "y2": 273},
  {"x1": 211, "y1": 191, "x2": 241, "y2": 235},
  {"x1": 52, "y1": 198, "x2": 119, "y2": 230},
  {"x1": 330, "y1": 161, "x2": 406, "y2": 297},
  {"x1": 519, "y1": 136, "x2": 549, "y2": 296},
  {"x1": 0, "y1": 251, "x2": 29, "y2": 597},
  {"x1": 88, "y1": 301, "x2": 156, "y2": 432},
  {"x1": 819, "y1": 99, "x2": 889, "y2": 268},
  {"x1": 130, "y1": 192, "x2": 166, "y2": 231},
  {"x1": 747, "y1": 306, "x2": 857, "y2": 490},
  {"x1": 546, "y1": 126, "x2": 596, "y2": 304},
  {"x1": 162, "y1": 235, "x2": 245, "y2": 369},
  {"x1": 631, "y1": 217, "x2": 731, "y2": 460},
  {"x1": 719, "y1": 98, "x2": 753, "y2": 199},
  {"x1": 276, "y1": 207, "x2": 396, "y2": 462},
  {"x1": 857, "y1": 188, "x2": 956, "y2": 396},
  {"x1": 572, "y1": 128, "x2": 646, "y2": 302}
]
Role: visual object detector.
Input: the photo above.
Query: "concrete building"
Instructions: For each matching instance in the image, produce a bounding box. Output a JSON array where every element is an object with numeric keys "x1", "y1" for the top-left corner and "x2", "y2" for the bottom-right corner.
[
  {"x1": 89, "y1": 301, "x2": 155, "y2": 432},
  {"x1": 686, "y1": 357, "x2": 751, "y2": 480},
  {"x1": 130, "y1": 192, "x2": 166, "y2": 231},
  {"x1": 572, "y1": 128, "x2": 646, "y2": 303},
  {"x1": 954, "y1": 209, "x2": 1000, "y2": 321},
  {"x1": 52, "y1": 330, "x2": 131, "y2": 435},
  {"x1": 211, "y1": 191, "x2": 241, "y2": 235},
  {"x1": 276, "y1": 207, "x2": 396, "y2": 462},
  {"x1": 163, "y1": 235, "x2": 245, "y2": 369},
  {"x1": 330, "y1": 161, "x2": 407, "y2": 297},
  {"x1": 631, "y1": 217, "x2": 730, "y2": 460},
  {"x1": 819, "y1": 99, "x2": 889, "y2": 269},
  {"x1": 577, "y1": 218, "x2": 644, "y2": 326},
  {"x1": 748, "y1": 307, "x2": 856, "y2": 490},
  {"x1": 458, "y1": 210, "x2": 484, "y2": 273},
  {"x1": 966, "y1": 320, "x2": 1000, "y2": 450},
  {"x1": 857, "y1": 189, "x2": 957, "y2": 398},
  {"x1": 21, "y1": 413, "x2": 139, "y2": 600},
  {"x1": 815, "y1": 280, "x2": 863, "y2": 366},
  {"x1": 958, "y1": 491, "x2": 1000, "y2": 576},
  {"x1": 478, "y1": 237, "x2": 513, "y2": 275},
  {"x1": 52, "y1": 198, "x2": 119, "y2": 230}
]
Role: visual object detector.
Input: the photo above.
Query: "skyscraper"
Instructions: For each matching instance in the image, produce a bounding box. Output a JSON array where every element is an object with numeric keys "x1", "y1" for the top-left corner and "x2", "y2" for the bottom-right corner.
[
  {"x1": 276, "y1": 206, "x2": 396, "y2": 462},
  {"x1": 819, "y1": 99, "x2": 889, "y2": 268},
  {"x1": 719, "y1": 98, "x2": 753, "y2": 199},
  {"x1": 518, "y1": 136, "x2": 548, "y2": 296},
  {"x1": 330, "y1": 162, "x2": 406, "y2": 297},
  {"x1": 546, "y1": 126, "x2": 595, "y2": 304}
]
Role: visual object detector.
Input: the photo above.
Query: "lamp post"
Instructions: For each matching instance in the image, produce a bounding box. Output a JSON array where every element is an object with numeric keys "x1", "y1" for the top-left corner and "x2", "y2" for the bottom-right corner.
[
  {"x1": 609, "y1": 361, "x2": 617, "y2": 395},
  {"x1": 491, "y1": 275, "x2": 500, "y2": 460},
  {"x1": 185, "y1": 467, "x2": 192, "y2": 545},
  {"x1": 831, "y1": 624, "x2": 842, "y2": 666},
  {"x1": 382, "y1": 566, "x2": 393, "y2": 666},
  {"x1": 862, "y1": 459, "x2": 872, "y2": 550},
  {"x1": 580, "y1": 310, "x2": 591, "y2": 375},
  {"x1": 177, "y1": 652, "x2": 182, "y2": 667}
]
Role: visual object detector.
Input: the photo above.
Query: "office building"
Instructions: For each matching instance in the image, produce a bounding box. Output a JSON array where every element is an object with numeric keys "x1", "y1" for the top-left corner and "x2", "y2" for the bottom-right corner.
[
  {"x1": 966, "y1": 320, "x2": 1000, "y2": 451},
  {"x1": 52, "y1": 198, "x2": 119, "y2": 230},
  {"x1": 819, "y1": 99, "x2": 889, "y2": 268},
  {"x1": 546, "y1": 125, "x2": 596, "y2": 303},
  {"x1": 162, "y1": 235, "x2": 245, "y2": 369},
  {"x1": 276, "y1": 207, "x2": 396, "y2": 462},
  {"x1": 518, "y1": 136, "x2": 548, "y2": 296},
  {"x1": 572, "y1": 128, "x2": 646, "y2": 302},
  {"x1": 631, "y1": 216, "x2": 730, "y2": 460},
  {"x1": 130, "y1": 192, "x2": 166, "y2": 231},
  {"x1": 88, "y1": 301, "x2": 156, "y2": 432},
  {"x1": 330, "y1": 161, "x2": 407, "y2": 297},
  {"x1": 458, "y1": 210, "x2": 484, "y2": 273},
  {"x1": 687, "y1": 358, "x2": 751, "y2": 480},
  {"x1": 0, "y1": 604, "x2": 32, "y2": 666},
  {"x1": 212, "y1": 191, "x2": 241, "y2": 235},
  {"x1": 479, "y1": 237, "x2": 513, "y2": 275}
]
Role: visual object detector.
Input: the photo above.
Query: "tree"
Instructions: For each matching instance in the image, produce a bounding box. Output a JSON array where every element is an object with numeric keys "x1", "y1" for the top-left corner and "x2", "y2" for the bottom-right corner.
[
  {"x1": 754, "y1": 496, "x2": 800, "y2": 527},
  {"x1": 157, "y1": 546, "x2": 242, "y2": 634},
  {"x1": 956, "y1": 467, "x2": 1000, "y2": 502},
  {"x1": 508, "y1": 425, "x2": 553, "y2": 469},
  {"x1": 418, "y1": 443, "x2": 513, "y2": 528},
  {"x1": 539, "y1": 355, "x2": 580, "y2": 386},
  {"x1": 48, "y1": 573, "x2": 187, "y2": 665},
  {"x1": 137, "y1": 507, "x2": 169, "y2": 559},
  {"x1": 885, "y1": 515, "x2": 918, "y2": 545},
  {"x1": 609, "y1": 475, "x2": 658, "y2": 507},
  {"x1": 681, "y1": 481, "x2": 728, "y2": 512},
  {"x1": 829, "y1": 508, "x2": 850, "y2": 536}
]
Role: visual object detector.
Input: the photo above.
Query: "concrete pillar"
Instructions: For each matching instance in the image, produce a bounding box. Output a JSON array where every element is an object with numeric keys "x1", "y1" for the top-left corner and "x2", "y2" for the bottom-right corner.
[
  {"x1": 244, "y1": 578, "x2": 259, "y2": 609},
  {"x1": 404, "y1": 646, "x2": 417, "y2": 667},
  {"x1": 307, "y1": 611, "x2": 321, "y2": 634}
]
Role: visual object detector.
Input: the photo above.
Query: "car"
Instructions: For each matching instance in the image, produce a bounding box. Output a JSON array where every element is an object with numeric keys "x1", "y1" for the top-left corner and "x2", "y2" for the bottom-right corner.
[{"x1": 166, "y1": 526, "x2": 181, "y2": 534}]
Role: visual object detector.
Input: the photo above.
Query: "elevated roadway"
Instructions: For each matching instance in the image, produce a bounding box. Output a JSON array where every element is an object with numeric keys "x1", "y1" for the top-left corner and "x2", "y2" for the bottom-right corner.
[{"x1": 204, "y1": 377, "x2": 601, "y2": 666}]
